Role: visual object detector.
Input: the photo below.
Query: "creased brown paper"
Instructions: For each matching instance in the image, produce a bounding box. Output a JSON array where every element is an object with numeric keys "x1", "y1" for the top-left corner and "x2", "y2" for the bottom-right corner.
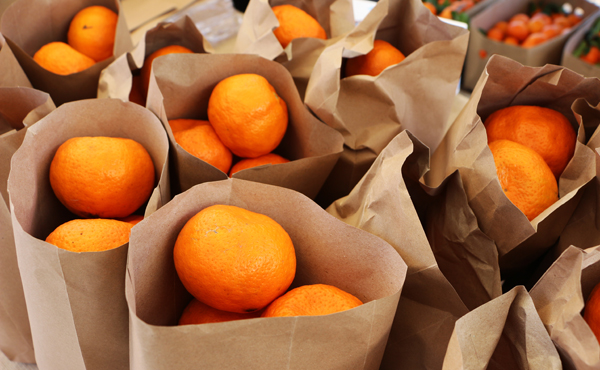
[
  {"x1": 98, "y1": 15, "x2": 213, "y2": 103},
  {"x1": 306, "y1": 0, "x2": 469, "y2": 207},
  {"x1": 0, "y1": 0, "x2": 134, "y2": 106},
  {"x1": 0, "y1": 33, "x2": 31, "y2": 89},
  {"x1": 126, "y1": 178, "x2": 406, "y2": 370},
  {"x1": 530, "y1": 246, "x2": 600, "y2": 370},
  {"x1": 442, "y1": 286, "x2": 562, "y2": 370},
  {"x1": 7, "y1": 99, "x2": 169, "y2": 370},
  {"x1": 428, "y1": 54, "x2": 600, "y2": 271},
  {"x1": 146, "y1": 52, "x2": 344, "y2": 198},
  {"x1": 327, "y1": 131, "x2": 472, "y2": 370},
  {"x1": 463, "y1": 0, "x2": 599, "y2": 90},
  {"x1": 0, "y1": 87, "x2": 54, "y2": 364}
]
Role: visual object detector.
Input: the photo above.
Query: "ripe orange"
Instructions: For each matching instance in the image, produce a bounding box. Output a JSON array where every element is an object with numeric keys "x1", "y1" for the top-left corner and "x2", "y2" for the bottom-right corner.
[
  {"x1": 207, "y1": 74, "x2": 288, "y2": 158},
  {"x1": 345, "y1": 39, "x2": 406, "y2": 77},
  {"x1": 487, "y1": 28, "x2": 504, "y2": 42},
  {"x1": 169, "y1": 119, "x2": 233, "y2": 174},
  {"x1": 179, "y1": 299, "x2": 262, "y2": 325},
  {"x1": 510, "y1": 13, "x2": 530, "y2": 24},
  {"x1": 489, "y1": 140, "x2": 558, "y2": 221},
  {"x1": 528, "y1": 13, "x2": 551, "y2": 33},
  {"x1": 117, "y1": 214, "x2": 144, "y2": 225},
  {"x1": 484, "y1": 105, "x2": 576, "y2": 178},
  {"x1": 33, "y1": 42, "x2": 96, "y2": 75},
  {"x1": 272, "y1": 5, "x2": 327, "y2": 48},
  {"x1": 423, "y1": 2, "x2": 437, "y2": 15},
  {"x1": 67, "y1": 5, "x2": 118, "y2": 62},
  {"x1": 506, "y1": 20, "x2": 529, "y2": 42},
  {"x1": 229, "y1": 153, "x2": 289, "y2": 176},
  {"x1": 261, "y1": 284, "x2": 363, "y2": 317},
  {"x1": 521, "y1": 32, "x2": 548, "y2": 48},
  {"x1": 46, "y1": 218, "x2": 132, "y2": 252},
  {"x1": 140, "y1": 45, "x2": 194, "y2": 95},
  {"x1": 504, "y1": 36, "x2": 519, "y2": 45},
  {"x1": 173, "y1": 205, "x2": 296, "y2": 313},
  {"x1": 584, "y1": 282, "x2": 600, "y2": 344},
  {"x1": 49, "y1": 136, "x2": 155, "y2": 219}
]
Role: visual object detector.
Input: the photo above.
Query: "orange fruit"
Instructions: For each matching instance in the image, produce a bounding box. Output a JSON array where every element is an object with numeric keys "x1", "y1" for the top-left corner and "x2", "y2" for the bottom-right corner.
[
  {"x1": 423, "y1": 2, "x2": 437, "y2": 15},
  {"x1": 521, "y1": 32, "x2": 548, "y2": 48},
  {"x1": 207, "y1": 74, "x2": 288, "y2": 159},
  {"x1": 67, "y1": 6, "x2": 118, "y2": 62},
  {"x1": 582, "y1": 46, "x2": 600, "y2": 65},
  {"x1": 506, "y1": 20, "x2": 530, "y2": 42},
  {"x1": 528, "y1": 13, "x2": 551, "y2": 33},
  {"x1": 484, "y1": 105, "x2": 576, "y2": 178},
  {"x1": 117, "y1": 214, "x2": 144, "y2": 225},
  {"x1": 229, "y1": 153, "x2": 289, "y2": 176},
  {"x1": 140, "y1": 45, "x2": 194, "y2": 95},
  {"x1": 33, "y1": 42, "x2": 96, "y2": 75},
  {"x1": 487, "y1": 28, "x2": 504, "y2": 42},
  {"x1": 345, "y1": 40, "x2": 406, "y2": 77},
  {"x1": 494, "y1": 21, "x2": 509, "y2": 33},
  {"x1": 179, "y1": 299, "x2": 262, "y2": 325},
  {"x1": 553, "y1": 15, "x2": 571, "y2": 30},
  {"x1": 504, "y1": 36, "x2": 519, "y2": 45},
  {"x1": 46, "y1": 218, "x2": 132, "y2": 252},
  {"x1": 271, "y1": 5, "x2": 327, "y2": 48},
  {"x1": 584, "y1": 282, "x2": 600, "y2": 344},
  {"x1": 542, "y1": 24, "x2": 562, "y2": 39},
  {"x1": 510, "y1": 13, "x2": 530, "y2": 23},
  {"x1": 129, "y1": 75, "x2": 145, "y2": 106},
  {"x1": 49, "y1": 136, "x2": 155, "y2": 219},
  {"x1": 567, "y1": 14, "x2": 582, "y2": 27},
  {"x1": 261, "y1": 284, "x2": 363, "y2": 317},
  {"x1": 169, "y1": 119, "x2": 233, "y2": 174},
  {"x1": 489, "y1": 140, "x2": 558, "y2": 221},
  {"x1": 173, "y1": 205, "x2": 296, "y2": 313}
]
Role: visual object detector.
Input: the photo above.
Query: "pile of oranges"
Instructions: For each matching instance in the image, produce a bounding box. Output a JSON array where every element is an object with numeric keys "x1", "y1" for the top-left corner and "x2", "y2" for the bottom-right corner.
[
  {"x1": 33, "y1": 5, "x2": 118, "y2": 75},
  {"x1": 423, "y1": 0, "x2": 480, "y2": 22},
  {"x1": 173, "y1": 204, "x2": 362, "y2": 324},
  {"x1": 485, "y1": 5, "x2": 582, "y2": 48},
  {"x1": 484, "y1": 105, "x2": 576, "y2": 221}
]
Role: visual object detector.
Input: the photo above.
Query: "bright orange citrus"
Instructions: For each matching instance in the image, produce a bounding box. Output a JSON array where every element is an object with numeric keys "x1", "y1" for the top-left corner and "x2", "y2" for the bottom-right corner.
[
  {"x1": 262, "y1": 284, "x2": 363, "y2": 317},
  {"x1": 584, "y1": 281, "x2": 600, "y2": 344},
  {"x1": 173, "y1": 205, "x2": 296, "y2": 313},
  {"x1": 67, "y1": 5, "x2": 118, "y2": 62},
  {"x1": 46, "y1": 218, "x2": 132, "y2": 252},
  {"x1": 33, "y1": 42, "x2": 96, "y2": 75},
  {"x1": 272, "y1": 5, "x2": 327, "y2": 48},
  {"x1": 140, "y1": 45, "x2": 194, "y2": 95},
  {"x1": 345, "y1": 39, "x2": 406, "y2": 77},
  {"x1": 179, "y1": 299, "x2": 262, "y2": 325},
  {"x1": 229, "y1": 153, "x2": 289, "y2": 176}
]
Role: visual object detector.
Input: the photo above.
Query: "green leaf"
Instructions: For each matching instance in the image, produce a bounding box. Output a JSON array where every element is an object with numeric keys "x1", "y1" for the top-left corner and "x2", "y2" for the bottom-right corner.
[
  {"x1": 454, "y1": 12, "x2": 470, "y2": 24},
  {"x1": 573, "y1": 40, "x2": 589, "y2": 57}
]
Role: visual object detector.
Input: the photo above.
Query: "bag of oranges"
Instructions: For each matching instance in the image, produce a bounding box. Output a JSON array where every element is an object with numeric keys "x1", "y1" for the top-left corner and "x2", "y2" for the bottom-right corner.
[
  {"x1": 442, "y1": 285, "x2": 563, "y2": 369},
  {"x1": 562, "y1": 10, "x2": 600, "y2": 79},
  {"x1": 304, "y1": 0, "x2": 469, "y2": 207},
  {"x1": 0, "y1": 87, "x2": 53, "y2": 364},
  {"x1": 7, "y1": 99, "x2": 169, "y2": 370},
  {"x1": 0, "y1": 0, "x2": 134, "y2": 106},
  {"x1": 145, "y1": 52, "x2": 344, "y2": 198},
  {"x1": 125, "y1": 178, "x2": 406, "y2": 369},
  {"x1": 463, "y1": 0, "x2": 599, "y2": 90},
  {"x1": 526, "y1": 245, "x2": 600, "y2": 368},
  {"x1": 98, "y1": 15, "x2": 213, "y2": 106},
  {"x1": 426, "y1": 54, "x2": 600, "y2": 273}
]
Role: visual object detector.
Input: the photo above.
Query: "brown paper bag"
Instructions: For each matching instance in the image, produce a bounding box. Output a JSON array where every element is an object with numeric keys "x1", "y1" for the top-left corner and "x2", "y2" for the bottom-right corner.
[
  {"x1": 442, "y1": 285, "x2": 563, "y2": 369},
  {"x1": 0, "y1": 33, "x2": 31, "y2": 89},
  {"x1": 234, "y1": 0, "x2": 355, "y2": 94},
  {"x1": 98, "y1": 15, "x2": 213, "y2": 104},
  {"x1": 7, "y1": 99, "x2": 169, "y2": 370},
  {"x1": 561, "y1": 10, "x2": 600, "y2": 79},
  {"x1": 463, "y1": 0, "x2": 600, "y2": 90},
  {"x1": 305, "y1": 0, "x2": 469, "y2": 207},
  {"x1": 428, "y1": 54, "x2": 600, "y2": 271},
  {"x1": 0, "y1": 87, "x2": 54, "y2": 364},
  {"x1": 146, "y1": 52, "x2": 344, "y2": 198},
  {"x1": 125, "y1": 178, "x2": 406, "y2": 369},
  {"x1": 529, "y1": 245, "x2": 600, "y2": 370},
  {"x1": 327, "y1": 131, "x2": 476, "y2": 370},
  {"x1": 0, "y1": 0, "x2": 134, "y2": 106}
]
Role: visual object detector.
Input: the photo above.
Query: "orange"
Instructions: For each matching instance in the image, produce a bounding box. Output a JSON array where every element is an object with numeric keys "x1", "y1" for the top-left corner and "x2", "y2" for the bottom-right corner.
[
  {"x1": 345, "y1": 40, "x2": 406, "y2": 77},
  {"x1": 33, "y1": 42, "x2": 96, "y2": 75},
  {"x1": 484, "y1": 105, "x2": 576, "y2": 178},
  {"x1": 510, "y1": 13, "x2": 530, "y2": 23},
  {"x1": 582, "y1": 46, "x2": 600, "y2": 65},
  {"x1": 584, "y1": 282, "x2": 600, "y2": 344},
  {"x1": 553, "y1": 15, "x2": 571, "y2": 30},
  {"x1": 423, "y1": 2, "x2": 437, "y2": 15},
  {"x1": 528, "y1": 13, "x2": 551, "y2": 33},
  {"x1": 567, "y1": 14, "x2": 582, "y2": 27},
  {"x1": 494, "y1": 21, "x2": 509, "y2": 33},
  {"x1": 207, "y1": 74, "x2": 288, "y2": 158},
  {"x1": 67, "y1": 6, "x2": 118, "y2": 62},
  {"x1": 179, "y1": 299, "x2": 262, "y2": 325},
  {"x1": 261, "y1": 284, "x2": 363, "y2": 317},
  {"x1": 506, "y1": 20, "x2": 530, "y2": 42},
  {"x1": 129, "y1": 75, "x2": 145, "y2": 106},
  {"x1": 140, "y1": 45, "x2": 194, "y2": 95},
  {"x1": 46, "y1": 218, "x2": 132, "y2": 252},
  {"x1": 169, "y1": 118, "x2": 198, "y2": 133},
  {"x1": 487, "y1": 28, "x2": 504, "y2": 42},
  {"x1": 542, "y1": 24, "x2": 561, "y2": 39},
  {"x1": 173, "y1": 205, "x2": 296, "y2": 313},
  {"x1": 49, "y1": 136, "x2": 155, "y2": 219},
  {"x1": 504, "y1": 36, "x2": 519, "y2": 45},
  {"x1": 489, "y1": 140, "x2": 558, "y2": 221},
  {"x1": 272, "y1": 5, "x2": 327, "y2": 48},
  {"x1": 521, "y1": 32, "x2": 548, "y2": 48},
  {"x1": 169, "y1": 119, "x2": 233, "y2": 174},
  {"x1": 117, "y1": 214, "x2": 144, "y2": 225},
  {"x1": 229, "y1": 153, "x2": 290, "y2": 176}
]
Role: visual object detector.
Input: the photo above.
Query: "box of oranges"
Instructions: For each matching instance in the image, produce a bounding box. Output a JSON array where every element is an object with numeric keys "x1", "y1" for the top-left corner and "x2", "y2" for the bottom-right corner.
[
  {"x1": 562, "y1": 10, "x2": 600, "y2": 79},
  {"x1": 462, "y1": 0, "x2": 599, "y2": 90},
  {"x1": 423, "y1": 0, "x2": 497, "y2": 23}
]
